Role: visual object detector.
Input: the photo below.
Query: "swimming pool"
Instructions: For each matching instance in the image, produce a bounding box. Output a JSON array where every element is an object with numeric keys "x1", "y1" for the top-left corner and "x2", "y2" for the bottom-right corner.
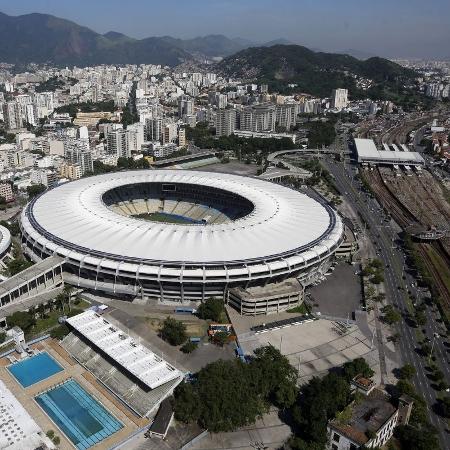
[
  {"x1": 36, "y1": 379, "x2": 123, "y2": 450},
  {"x1": 8, "y1": 352, "x2": 63, "y2": 387}
]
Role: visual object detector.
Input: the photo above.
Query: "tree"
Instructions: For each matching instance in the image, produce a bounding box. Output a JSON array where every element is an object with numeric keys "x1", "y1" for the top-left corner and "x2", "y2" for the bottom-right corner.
[
  {"x1": 370, "y1": 273, "x2": 384, "y2": 284},
  {"x1": 173, "y1": 382, "x2": 201, "y2": 423},
  {"x1": 414, "y1": 310, "x2": 427, "y2": 327},
  {"x1": 50, "y1": 324, "x2": 70, "y2": 340},
  {"x1": 63, "y1": 285, "x2": 74, "y2": 312},
  {"x1": 342, "y1": 357, "x2": 374, "y2": 381},
  {"x1": 211, "y1": 331, "x2": 228, "y2": 347},
  {"x1": 197, "y1": 297, "x2": 224, "y2": 322},
  {"x1": 55, "y1": 292, "x2": 67, "y2": 313},
  {"x1": 381, "y1": 305, "x2": 401, "y2": 324},
  {"x1": 0, "y1": 332, "x2": 6, "y2": 343},
  {"x1": 160, "y1": 317, "x2": 187, "y2": 346},
  {"x1": 395, "y1": 425, "x2": 440, "y2": 450},
  {"x1": 46, "y1": 430, "x2": 55, "y2": 439},
  {"x1": 434, "y1": 396, "x2": 450, "y2": 418},
  {"x1": 250, "y1": 345, "x2": 298, "y2": 409},
  {"x1": 180, "y1": 341, "x2": 197, "y2": 353},
  {"x1": 399, "y1": 364, "x2": 416, "y2": 381},
  {"x1": 26, "y1": 184, "x2": 46, "y2": 199},
  {"x1": 6, "y1": 258, "x2": 33, "y2": 276},
  {"x1": 7, "y1": 311, "x2": 35, "y2": 331}
]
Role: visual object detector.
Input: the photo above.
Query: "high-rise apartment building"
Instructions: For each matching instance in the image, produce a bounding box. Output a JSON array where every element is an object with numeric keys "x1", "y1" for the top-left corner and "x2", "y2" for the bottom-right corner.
[
  {"x1": 331, "y1": 88, "x2": 349, "y2": 109},
  {"x1": 178, "y1": 127, "x2": 186, "y2": 147},
  {"x1": 2, "y1": 102, "x2": 23, "y2": 130},
  {"x1": 240, "y1": 104, "x2": 276, "y2": 132},
  {"x1": 107, "y1": 129, "x2": 130, "y2": 158},
  {"x1": 275, "y1": 104, "x2": 297, "y2": 130},
  {"x1": 178, "y1": 96, "x2": 194, "y2": 118},
  {"x1": 216, "y1": 109, "x2": 237, "y2": 137}
]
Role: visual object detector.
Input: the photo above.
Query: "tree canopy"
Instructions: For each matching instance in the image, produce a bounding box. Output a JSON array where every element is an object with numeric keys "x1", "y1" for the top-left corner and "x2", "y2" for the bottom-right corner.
[
  {"x1": 7, "y1": 311, "x2": 35, "y2": 331},
  {"x1": 196, "y1": 297, "x2": 224, "y2": 322},
  {"x1": 160, "y1": 317, "x2": 187, "y2": 346},
  {"x1": 26, "y1": 184, "x2": 46, "y2": 199},
  {"x1": 173, "y1": 345, "x2": 297, "y2": 432}
]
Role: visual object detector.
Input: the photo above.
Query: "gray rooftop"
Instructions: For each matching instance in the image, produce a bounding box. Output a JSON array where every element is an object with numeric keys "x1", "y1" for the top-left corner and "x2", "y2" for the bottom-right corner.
[
  {"x1": 0, "y1": 255, "x2": 63, "y2": 296},
  {"x1": 330, "y1": 389, "x2": 397, "y2": 445}
]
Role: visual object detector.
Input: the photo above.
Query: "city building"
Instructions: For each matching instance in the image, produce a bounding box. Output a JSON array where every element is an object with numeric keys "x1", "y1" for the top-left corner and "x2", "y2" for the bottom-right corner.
[
  {"x1": 0, "y1": 380, "x2": 55, "y2": 450},
  {"x1": 107, "y1": 129, "x2": 130, "y2": 158},
  {"x1": 0, "y1": 183, "x2": 14, "y2": 202},
  {"x1": 216, "y1": 108, "x2": 237, "y2": 137},
  {"x1": 331, "y1": 88, "x2": 349, "y2": 109},
  {"x1": 240, "y1": 103, "x2": 276, "y2": 132},
  {"x1": 276, "y1": 104, "x2": 297, "y2": 130},
  {"x1": 60, "y1": 163, "x2": 83, "y2": 180},
  {"x1": 327, "y1": 376, "x2": 413, "y2": 450},
  {"x1": 178, "y1": 127, "x2": 186, "y2": 147},
  {"x1": 2, "y1": 102, "x2": 23, "y2": 130},
  {"x1": 354, "y1": 138, "x2": 425, "y2": 167}
]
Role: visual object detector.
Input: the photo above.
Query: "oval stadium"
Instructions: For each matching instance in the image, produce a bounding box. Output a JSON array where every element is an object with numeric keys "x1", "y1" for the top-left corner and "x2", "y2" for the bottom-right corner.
[{"x1": 20, "y1": 170, "x2": 344, "y2": 314}]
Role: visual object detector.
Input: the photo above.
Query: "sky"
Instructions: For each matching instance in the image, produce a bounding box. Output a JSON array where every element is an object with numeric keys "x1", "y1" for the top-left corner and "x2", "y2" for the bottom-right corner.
[{"x1": 1, "y1": 0, "x2": 449, "y2": 59}]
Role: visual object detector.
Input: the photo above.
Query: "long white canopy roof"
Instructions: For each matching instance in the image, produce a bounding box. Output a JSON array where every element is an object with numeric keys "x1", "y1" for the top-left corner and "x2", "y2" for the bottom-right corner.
[
  {"x1": 23, "y1": 170, "x2": 340, "y2": 264},
  {"x1": 67, "y1": 310, "x2": 181, "y2": 389}
]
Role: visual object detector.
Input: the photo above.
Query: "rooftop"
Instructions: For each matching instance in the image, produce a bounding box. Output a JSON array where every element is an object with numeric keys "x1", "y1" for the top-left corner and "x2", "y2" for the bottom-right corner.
[
  {"x1": 230, "y1": 278, "x2": 303, "y2": 300},
  {"x1": 330, "y1": 389, "x2": 397, "y2": 445},
  {"x1": 0, "y1": 380, "x2": 48, "y2": 450},
  {"x1": 66, "y1": 310, "x2": 182, "y2": 389},
  {"x1": 354, "y1": 138, "x2": 425, "y2": 165},
  {"x1": 23, "y1": 170, "x2": 342, "y2": 264}
]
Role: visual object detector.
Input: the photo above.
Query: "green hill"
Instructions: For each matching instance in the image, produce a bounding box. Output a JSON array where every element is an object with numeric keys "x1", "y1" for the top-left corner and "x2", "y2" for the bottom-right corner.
[{"x1": 218, "y1": 45, "x2": 421, "y2": 105}]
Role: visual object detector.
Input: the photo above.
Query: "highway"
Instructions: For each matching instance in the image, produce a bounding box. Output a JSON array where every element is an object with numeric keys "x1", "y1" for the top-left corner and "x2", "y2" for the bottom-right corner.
[{"x1": 323, "y1": 157, "x2": 450, "y2": 449}]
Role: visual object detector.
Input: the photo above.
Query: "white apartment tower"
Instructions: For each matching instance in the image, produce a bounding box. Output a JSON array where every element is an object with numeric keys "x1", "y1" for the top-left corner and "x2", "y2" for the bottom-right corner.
[
  {"x1": 331, "y1": 88, "x2": 349, "y2": 109},
  {"x1": 107, "y1": 129, "x2": 130, "y2": 158}
]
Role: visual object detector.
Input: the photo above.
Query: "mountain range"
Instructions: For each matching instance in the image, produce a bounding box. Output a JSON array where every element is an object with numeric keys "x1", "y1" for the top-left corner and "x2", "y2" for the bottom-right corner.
[{"x1": 0, "y1": 12, "x2": 296, "y2": 66}]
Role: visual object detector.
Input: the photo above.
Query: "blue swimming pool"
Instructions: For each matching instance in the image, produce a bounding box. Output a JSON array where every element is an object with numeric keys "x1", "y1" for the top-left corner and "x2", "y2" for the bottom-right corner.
[
  {"x1": 36, "y1": 379, "x2": 123, "y2": 450},
  {"x1": 8, "y1": 352, "x2": 63, "y2": 387}
]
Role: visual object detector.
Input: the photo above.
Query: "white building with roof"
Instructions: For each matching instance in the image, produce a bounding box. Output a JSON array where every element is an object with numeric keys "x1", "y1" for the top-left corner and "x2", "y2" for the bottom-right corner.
[
  {"x1": 354, "y1": 138, "x2": 425, "y2": 166},
  {"x1": 0, "y1": 380, "x2": 54, "y2": 450}
]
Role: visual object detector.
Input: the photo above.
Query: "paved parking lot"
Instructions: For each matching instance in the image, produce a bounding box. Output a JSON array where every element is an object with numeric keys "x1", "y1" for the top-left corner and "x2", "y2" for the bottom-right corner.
[
  {"x1": 190, "y1": 408, "x2": 290, "y2": 450},
  {"x1": 237, "y1": 318, "x2": 380, "y2": 385},
  {"x1": 309, "y1": 262, "x2": 362, "y2": 318}
]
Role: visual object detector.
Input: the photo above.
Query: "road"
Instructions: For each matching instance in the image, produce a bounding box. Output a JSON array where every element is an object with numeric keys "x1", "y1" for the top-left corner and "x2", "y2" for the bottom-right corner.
[{"x1": 324, "y1": 157, "x2": 450, "y2": 449}]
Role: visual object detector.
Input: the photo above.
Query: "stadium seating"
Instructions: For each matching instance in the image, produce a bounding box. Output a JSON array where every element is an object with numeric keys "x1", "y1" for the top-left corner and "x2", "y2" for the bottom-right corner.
[{"x1": 61, "y1": 332, "x2": 182, "y2": 417}]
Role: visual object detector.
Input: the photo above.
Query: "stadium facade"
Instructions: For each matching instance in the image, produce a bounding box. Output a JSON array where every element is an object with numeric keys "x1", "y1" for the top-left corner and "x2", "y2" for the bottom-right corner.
[{"x1": 20, "y1": 170, "x2": 344, "y2": 314}]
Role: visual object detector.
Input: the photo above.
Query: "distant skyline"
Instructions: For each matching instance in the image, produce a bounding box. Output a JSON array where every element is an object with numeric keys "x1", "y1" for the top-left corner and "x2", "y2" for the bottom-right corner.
[{"x1": 1, "y1": 0, "x2": 449, "y2": 59}]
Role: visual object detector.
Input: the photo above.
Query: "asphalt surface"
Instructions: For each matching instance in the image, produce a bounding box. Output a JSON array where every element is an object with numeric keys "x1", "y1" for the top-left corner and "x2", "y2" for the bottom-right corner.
[{"x1": 324, "y1": 157, "x2": 450, "y2": 449}]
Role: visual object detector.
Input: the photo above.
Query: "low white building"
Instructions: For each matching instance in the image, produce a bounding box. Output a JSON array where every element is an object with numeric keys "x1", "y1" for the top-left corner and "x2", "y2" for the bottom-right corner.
[{"x1": 0, "y1": 380, "x2": 54, "y2": 450}]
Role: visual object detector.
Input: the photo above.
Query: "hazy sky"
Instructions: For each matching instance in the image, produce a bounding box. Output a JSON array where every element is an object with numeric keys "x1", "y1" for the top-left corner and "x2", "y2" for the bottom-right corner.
[{"x1": 1, "y1": 0, "x2": 449, "y2": 58}]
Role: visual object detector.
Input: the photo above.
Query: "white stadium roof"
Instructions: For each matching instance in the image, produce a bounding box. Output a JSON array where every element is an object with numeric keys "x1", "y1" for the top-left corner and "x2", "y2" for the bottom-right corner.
[
  {"x1": 23, "y1": 170, "x2": 340, "y2": 264},
  {"x1": 66, "y1": 310, "x2": 181, "y2": 389},
  {"x1": 354, "y1": 138, "x2": 425, "y2": 165}
]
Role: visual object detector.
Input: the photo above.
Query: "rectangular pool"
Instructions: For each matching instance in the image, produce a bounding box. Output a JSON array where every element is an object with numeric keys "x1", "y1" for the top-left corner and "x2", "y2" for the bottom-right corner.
[
  {"x1": 8, "y1": 352, "x2": 63, "y2": 387},
  {"x1": 36, "y1": 379, "x2": 123, "y2": 450}
]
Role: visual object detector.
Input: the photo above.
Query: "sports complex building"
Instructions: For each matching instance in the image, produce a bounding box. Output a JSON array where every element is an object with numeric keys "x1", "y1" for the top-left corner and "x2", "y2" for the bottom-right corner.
[{"x1": 20, "y1": 170, "x2": 344, "y2": 314}]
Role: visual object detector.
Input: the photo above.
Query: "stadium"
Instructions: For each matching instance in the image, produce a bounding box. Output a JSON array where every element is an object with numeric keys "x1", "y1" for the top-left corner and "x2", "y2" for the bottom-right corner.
[{"x1": 20, "y1": 170, "x2": 344, "y2": 314}]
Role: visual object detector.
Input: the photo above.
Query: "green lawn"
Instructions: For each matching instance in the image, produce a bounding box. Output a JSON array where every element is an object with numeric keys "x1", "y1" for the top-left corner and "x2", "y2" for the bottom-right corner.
[{"x1": 134, "y1": 212, "x2": 194, "y2": 224}]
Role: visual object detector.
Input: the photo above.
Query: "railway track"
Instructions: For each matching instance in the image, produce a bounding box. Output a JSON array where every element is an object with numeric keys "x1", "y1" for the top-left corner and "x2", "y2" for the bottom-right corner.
[
  {"x1": 362, "y1": 169, "x2": 450, "y2": 310},
  {"x1": 418, "y1": 243, "x2": 450, "y2": 313}
]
